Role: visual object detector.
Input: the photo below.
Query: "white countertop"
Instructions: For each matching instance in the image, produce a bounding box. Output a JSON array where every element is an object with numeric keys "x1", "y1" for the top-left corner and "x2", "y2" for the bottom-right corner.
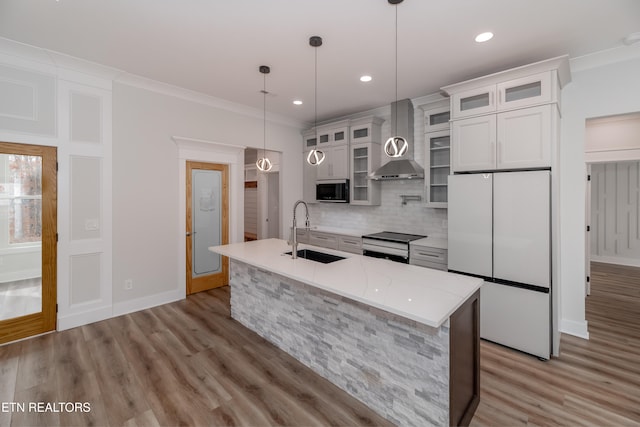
[
  {"x1": 210, "y1": 239, "x2": 481, "y2": 328},
  {"x1": 410, "y1": 236, "x2": 448, "y2": 250}
]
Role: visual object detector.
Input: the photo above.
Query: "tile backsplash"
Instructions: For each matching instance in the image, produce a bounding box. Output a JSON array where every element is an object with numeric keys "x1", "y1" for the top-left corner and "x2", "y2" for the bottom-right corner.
[{"x1": 308, "y1": 180, "x2": 448, "y2": 237}]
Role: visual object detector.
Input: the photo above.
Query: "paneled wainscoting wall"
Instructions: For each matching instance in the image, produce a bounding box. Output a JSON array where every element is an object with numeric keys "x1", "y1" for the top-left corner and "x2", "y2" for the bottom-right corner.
[{"x1": 591, "y1": 161, "x2": 640, "y2": 267}]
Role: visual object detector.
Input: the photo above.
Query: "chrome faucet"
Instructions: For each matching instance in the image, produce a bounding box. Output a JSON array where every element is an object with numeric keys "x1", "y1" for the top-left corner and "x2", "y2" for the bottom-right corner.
[{"x1": 291, "y1": 199, "x2": 310, "y2": 259}]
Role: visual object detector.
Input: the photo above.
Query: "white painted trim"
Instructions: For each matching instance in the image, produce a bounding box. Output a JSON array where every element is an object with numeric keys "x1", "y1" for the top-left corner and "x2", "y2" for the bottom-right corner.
[
  {"x1": 591, "y1": 255, "x2": 640, "y2": 268},
  {"x1": 57, "y1": 305, "x2": 112, "y2": 331},
  {"x1": 585, "y1": 148, "x2": 640, "y2": 163},
  {"x1": 570, "y1": 44, "x2": 640, "y2": 73},
  {"x1": 560, "y1": 318, "x2": 590, "y2": 340},
  {"x1": 112, "y1": 288, "x2": 184, "y2": 318}
]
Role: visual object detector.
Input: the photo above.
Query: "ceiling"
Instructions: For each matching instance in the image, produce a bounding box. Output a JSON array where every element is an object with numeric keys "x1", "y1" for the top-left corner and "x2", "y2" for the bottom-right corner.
[{"x1": 1, "y1": 0, "x2": 639, "y2": 126}]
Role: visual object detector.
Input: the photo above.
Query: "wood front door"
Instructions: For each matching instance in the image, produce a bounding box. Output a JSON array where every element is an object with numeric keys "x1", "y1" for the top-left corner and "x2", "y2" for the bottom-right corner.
[
  {"x1": 186, "y1": 161, "x2": 228, "y2": 294},
  {"x1": 0, "y1": 141, "x2": 57, "y2": 345}
]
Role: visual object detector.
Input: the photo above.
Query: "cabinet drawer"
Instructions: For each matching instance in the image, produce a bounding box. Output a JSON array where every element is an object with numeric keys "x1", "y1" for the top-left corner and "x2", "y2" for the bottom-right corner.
[
  {"x1": 309, "y1": 231, "x2": 339, "y2": 250},
  {"x1": 410, "y1": 246, "x2": 447, "y2": 265},
  {"x1": 295, "y1": 228, "x2": 310, "y2": 244},
  {"x1": 410, "y1": 258, "x2": 448, "y2": 271},
  {"x1": 338, "y1": 236, "x2": 362, "y2": 254}
]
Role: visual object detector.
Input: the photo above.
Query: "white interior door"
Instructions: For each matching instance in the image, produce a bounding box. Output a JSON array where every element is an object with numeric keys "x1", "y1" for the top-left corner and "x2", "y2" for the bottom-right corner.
[
  {"x1": 493, "y1": 171, "x2": 550, "y2": 287},
  {"x1": 448, "y1": 173, "x2": 493, "y2": 276}
]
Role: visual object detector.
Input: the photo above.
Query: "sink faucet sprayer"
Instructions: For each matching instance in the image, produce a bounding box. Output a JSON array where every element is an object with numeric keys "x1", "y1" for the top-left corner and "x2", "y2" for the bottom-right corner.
[{"x1": 291, "y1": 200, "x2": 310, "y2": 259}]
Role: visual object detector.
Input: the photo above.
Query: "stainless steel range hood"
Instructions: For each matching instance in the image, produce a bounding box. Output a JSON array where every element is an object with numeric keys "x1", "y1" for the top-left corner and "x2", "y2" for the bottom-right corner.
[{"x1": 370, "y1": 99, "x2": 424, "y2": 180}]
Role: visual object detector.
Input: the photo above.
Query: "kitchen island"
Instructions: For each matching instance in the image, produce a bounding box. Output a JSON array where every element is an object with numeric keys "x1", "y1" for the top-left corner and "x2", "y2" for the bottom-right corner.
[{"x1": 209, "y1": 238, "x2": 482, "y2": 426}]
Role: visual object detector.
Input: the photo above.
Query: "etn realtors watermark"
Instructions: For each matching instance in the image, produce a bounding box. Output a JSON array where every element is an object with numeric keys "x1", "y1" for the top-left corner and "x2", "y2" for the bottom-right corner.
[{"x1": 1, "y1": 402, "x2": 91, "y2": 413}]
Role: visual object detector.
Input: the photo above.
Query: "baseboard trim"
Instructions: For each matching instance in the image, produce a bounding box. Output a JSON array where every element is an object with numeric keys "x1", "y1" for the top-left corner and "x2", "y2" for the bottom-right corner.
[
  {"x1": 112, "y1": 288, "x2": 184, "y2": 318},
  {"x1": 560, "y1": 318, "x2": 590, "y2": 340},
  {"x1": 57, "y1": 306, "x2": 113, "y2": 331},
  {"x1": 591, "y1": 256, "x2": 640, "y2": 268},
  {"x1": 57, "y1": 289, "x2": 185, "y2": 331}
]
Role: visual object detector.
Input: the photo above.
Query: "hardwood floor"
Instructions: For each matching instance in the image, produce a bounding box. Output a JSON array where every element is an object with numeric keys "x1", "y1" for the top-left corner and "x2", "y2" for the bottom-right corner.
[
  {"x1": 0, "y1": 261, "x2": 638, "y2": 426},
  {"x1": 471, "y1": 262, "x2": 640, "y2": 426}
]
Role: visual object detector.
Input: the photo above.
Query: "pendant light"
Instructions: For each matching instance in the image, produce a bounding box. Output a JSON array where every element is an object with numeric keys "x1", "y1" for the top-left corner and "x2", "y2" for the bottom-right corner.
[
  {"x1": 306, "y1": 36, "x2": 326, "y2": 166},
  {"x1": 256, "y1": 65, "x2": 273, "y2": 172},
  {"x1": 384, "y1": 0, "x2": 409, "y2": 158}
]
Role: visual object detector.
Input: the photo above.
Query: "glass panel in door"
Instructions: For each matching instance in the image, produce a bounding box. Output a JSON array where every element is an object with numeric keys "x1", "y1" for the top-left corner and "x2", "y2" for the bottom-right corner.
[
  {"x1": 186, "y1": 161, "x2": 228, "y2": 295},
  {"x1": 192, "y1": 169, "x2": 222, "y2": 277},
  {"x1": 0, "y1": 141, "x2": 56, "y2": 345},
  {"x1": 0, "y1": 153, "x2": 42, "y2": 321}
]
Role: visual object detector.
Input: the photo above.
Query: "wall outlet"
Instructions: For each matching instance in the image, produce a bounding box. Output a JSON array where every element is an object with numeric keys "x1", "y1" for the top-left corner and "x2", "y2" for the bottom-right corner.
[{"x1": 124, "y1": 279, "x2": 133, "y2": 290}]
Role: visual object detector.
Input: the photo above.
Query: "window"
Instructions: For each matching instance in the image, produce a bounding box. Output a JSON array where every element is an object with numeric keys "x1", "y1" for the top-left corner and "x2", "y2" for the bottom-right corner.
[{"x1": 4, "y1": 154, "x2": 42, "y2": 245}]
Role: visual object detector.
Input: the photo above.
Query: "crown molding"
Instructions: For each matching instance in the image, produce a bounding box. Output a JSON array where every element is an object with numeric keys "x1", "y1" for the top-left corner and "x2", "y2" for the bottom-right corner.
[{"x1": 570, "y1": 44, "x2": 640, "y2": 73}]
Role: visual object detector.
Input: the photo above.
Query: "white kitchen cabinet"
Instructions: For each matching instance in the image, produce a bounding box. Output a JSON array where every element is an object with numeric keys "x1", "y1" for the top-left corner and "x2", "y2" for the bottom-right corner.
[
  {"x1": 497, "y1": 72, "x2": 553, "y2": 111},
  {"x1": 350, "y1": 116, "x2": 383, "y2": 145},
  {"x1": 497, "y1": 104, "x2": 554, "y2": 170},
  {"x1": 338, "y1": 235, "x2": 363, "y2": 254},
  {"x1": 451, "y1": 115, "x2": 496, "y2": 172},
  {"x1": 308, "y1": 231, "x2": 340, "y2": 250},
  {"x1": 350, "y1": 142, "x2": 381, "y2": 206},
  {"x1": 303, "y1": 129, "x2": 318, "y2": 149},
  {"x1": 317, "y1": 144, "x2": 349, "y2": 180},
  {"x1": 451, "y1": 85, "x2": 496, "y2": 119},
  {"x1": 424, "y1": 130, "x2": 451, "y2": 207},
  {"x1": 452, "y1": 105, "x2": 555, "y2": 172},
  {"x1": 423, "y1": 100, "x2": 451, "y2": 133},
  {"x1": 450, "y1": 71, "x2": 557, "y2": 120},
  {"x1": 410, "y1": 245, "x2": 448, "y2": 271},
  {"x1": 295, "y1": 229, "x2": 363, "y2": 254},
  {"x1": 316, "y1": 120, "x2": 349, "y2": 148}
]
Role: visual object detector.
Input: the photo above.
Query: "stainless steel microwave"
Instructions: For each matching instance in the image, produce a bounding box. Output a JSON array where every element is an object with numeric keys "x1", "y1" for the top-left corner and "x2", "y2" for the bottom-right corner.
[{"x1": 316, "y1": 179, "x2": 349, "y2": 203}]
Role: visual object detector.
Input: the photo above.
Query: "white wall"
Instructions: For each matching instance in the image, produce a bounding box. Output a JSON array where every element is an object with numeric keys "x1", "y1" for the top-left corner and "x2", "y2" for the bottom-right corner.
[
  {"x1": 0, "y1": 36, "x2": 304, "y2": 330},
  {"x1": 591, "y1": 161, "x2": 640, "y2": 267},
  {"x1": 560, "y1": 47, "x2": 640, "y2": 339},
  {"x1": 111, "y1": 82, "x2": 302, "y2": 309}
]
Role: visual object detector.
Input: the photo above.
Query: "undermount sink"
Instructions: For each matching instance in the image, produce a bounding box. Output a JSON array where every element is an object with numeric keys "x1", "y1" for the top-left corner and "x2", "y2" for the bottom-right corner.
[{"x1": 284, "y1": 249, "x2": 346, "y2": 264}]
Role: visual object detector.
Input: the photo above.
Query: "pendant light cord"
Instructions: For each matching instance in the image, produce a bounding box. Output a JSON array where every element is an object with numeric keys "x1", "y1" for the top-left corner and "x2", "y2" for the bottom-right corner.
[
  {"x1": 263, "y1": 72, "x2": 267, "y2": 157},
  {"x1": 394, "y1": 3, "x2": 398, "y2": 137},
  {"x1": 314, "y1": 44, "x2": 318, "y2": 135}
]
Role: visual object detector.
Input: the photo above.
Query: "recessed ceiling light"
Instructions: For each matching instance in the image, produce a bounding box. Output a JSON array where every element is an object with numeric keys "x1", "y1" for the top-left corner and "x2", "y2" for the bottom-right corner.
[
  {"x1": 360, "y1": 75, "x2": 373, "y2": 82},
  {"x1": 475, "y1": 32, "x2": 494, "y2": 43},
  {"x1": 293, "y1": 100, "x2": 303, "y2": 105}
]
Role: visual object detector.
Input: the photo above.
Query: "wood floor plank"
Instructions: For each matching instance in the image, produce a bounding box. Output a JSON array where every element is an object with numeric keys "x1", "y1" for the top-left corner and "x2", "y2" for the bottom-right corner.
[{"x1": 0, "y1": 261, "x2": 638, "y2": 426}]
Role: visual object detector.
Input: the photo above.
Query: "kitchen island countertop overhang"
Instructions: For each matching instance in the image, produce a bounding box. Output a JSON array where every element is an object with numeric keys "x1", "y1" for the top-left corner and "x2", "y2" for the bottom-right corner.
[{"x1": 209, "y1": 238, "x2": 482, "y2": 328}]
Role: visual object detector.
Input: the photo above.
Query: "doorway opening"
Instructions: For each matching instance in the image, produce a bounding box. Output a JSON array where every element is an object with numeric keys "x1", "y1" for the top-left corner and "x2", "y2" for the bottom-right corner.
[
  {"x1": 243, "y1": 148, "x2": 281, "y2": 241},
  {"x1": 585, "y1": 112, "x2": 640, "y2": 297}
]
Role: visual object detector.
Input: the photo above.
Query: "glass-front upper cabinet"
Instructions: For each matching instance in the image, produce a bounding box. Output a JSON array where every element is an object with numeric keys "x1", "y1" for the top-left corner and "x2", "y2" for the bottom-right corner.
[
  {"x1": 302, "y1": 129, "x2": 317, "y2": 149},
  {"x1": 424, "y1": 130, "x2": 450, "y2": 208},
  {"x1": 350, "y1": 116, "x2": 383, "y2": 145},
  {"x1": 350, "y1": 143, "x2": 380, "y2": 206},
  {"x1": 451, "y1": 85, "x2": 496, "y2": 119},
  {"x1": 424, "y1": 103, "x2": 451, "y2": 133},
  {"x1": 316, "y1": 120, "x2": 350, "y2": 147},
  {"x1": 497, "y1": 72, "x2": 552, "y2": 110},
  {"x1": 451, "y1": 71, "x2": 555, "y2": 119}
]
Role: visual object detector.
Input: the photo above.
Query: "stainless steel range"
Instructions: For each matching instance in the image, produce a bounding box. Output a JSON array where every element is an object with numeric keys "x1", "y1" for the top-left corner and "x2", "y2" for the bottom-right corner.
[{"x1": 362, "y1": 231, "x2": 427, "y2": 264}]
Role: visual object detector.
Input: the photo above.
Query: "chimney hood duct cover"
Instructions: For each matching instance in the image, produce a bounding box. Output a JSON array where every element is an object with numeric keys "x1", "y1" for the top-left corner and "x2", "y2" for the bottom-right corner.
[{"x1": 370, "y1": 99, "x2": 424, "y2": 180}]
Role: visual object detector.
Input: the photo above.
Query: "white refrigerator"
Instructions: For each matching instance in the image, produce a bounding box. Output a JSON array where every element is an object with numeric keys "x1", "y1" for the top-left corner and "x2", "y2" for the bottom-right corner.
[{"x1": 448, "y1": 170, "x2": 551, "y2": 359}]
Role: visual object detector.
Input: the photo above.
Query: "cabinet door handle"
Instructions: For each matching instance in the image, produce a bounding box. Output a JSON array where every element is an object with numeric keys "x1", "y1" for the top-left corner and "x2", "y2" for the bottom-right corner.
[{"x1": 417, "y1": 251, "x2": 440, "y2": 257}]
